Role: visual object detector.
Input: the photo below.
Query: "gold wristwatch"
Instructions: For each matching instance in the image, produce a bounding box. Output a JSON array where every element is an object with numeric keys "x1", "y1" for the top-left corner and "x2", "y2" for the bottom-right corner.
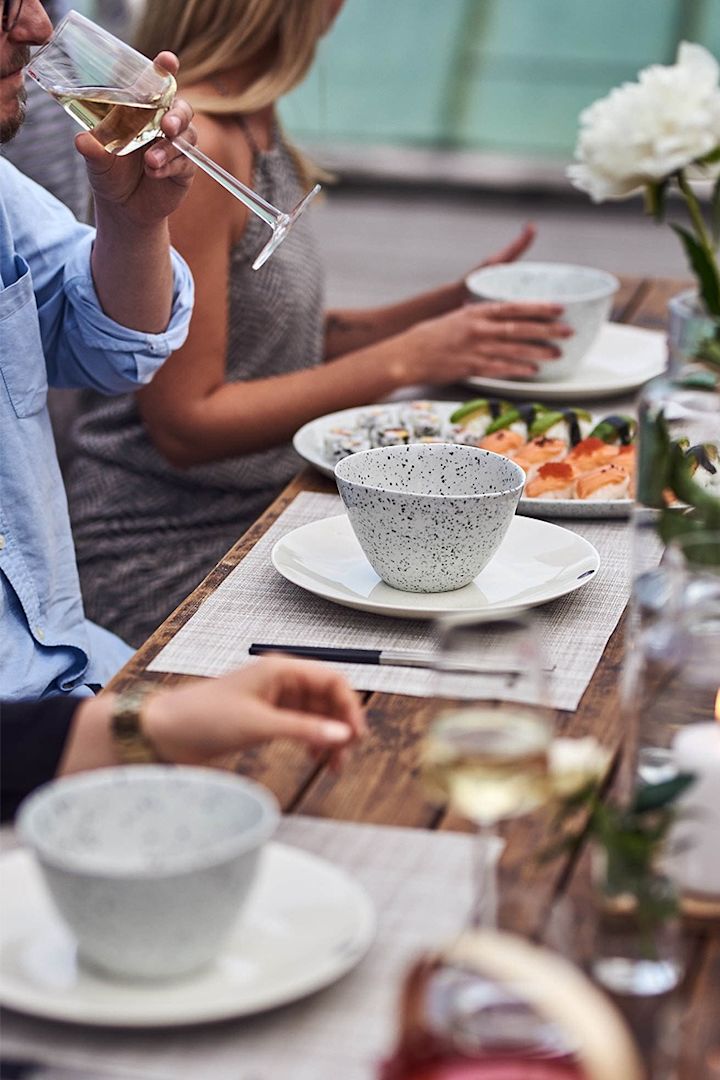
[{"x1": 110, "y1": 684, "x2": 163, "y2": 765}]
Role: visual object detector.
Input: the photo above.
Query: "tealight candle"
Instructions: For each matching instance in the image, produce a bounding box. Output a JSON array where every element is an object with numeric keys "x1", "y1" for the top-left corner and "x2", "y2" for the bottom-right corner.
[{"x1": 670, "y1": 700, "x2": 720, "y2": 897}]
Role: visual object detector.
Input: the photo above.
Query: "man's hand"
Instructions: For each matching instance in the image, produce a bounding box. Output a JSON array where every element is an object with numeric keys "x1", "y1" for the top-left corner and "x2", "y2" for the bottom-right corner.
[{"x1": 75, "y1": 51, "x2": 195, "y2": 227}]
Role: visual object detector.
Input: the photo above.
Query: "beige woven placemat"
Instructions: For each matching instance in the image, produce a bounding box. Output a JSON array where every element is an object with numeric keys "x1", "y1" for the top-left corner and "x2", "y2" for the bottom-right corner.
[
  {"x1": 148, "y1": 491, "x2": 635, "y2": 711},
  {"x1": 0, "y1": 817, "x2": 475, "y2": 1080}
]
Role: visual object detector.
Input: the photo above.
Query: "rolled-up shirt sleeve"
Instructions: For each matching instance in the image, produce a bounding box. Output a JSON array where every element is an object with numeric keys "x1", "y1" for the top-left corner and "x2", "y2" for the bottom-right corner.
[
  {"x1": 1, "y1": 697, "x2": 79, "y2": 822},
  {"x1": 1, "y1": 158, "x2": 194, "y2": 393}
]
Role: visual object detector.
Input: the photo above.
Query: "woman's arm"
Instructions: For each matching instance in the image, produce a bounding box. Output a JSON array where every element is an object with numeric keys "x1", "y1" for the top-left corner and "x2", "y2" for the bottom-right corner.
[
  {"x1": 323, "y1": 225, "x2": 536, "y2": 360},
  {"x1": 138, "y1": 133, "x2": 568, "y2": 468}
]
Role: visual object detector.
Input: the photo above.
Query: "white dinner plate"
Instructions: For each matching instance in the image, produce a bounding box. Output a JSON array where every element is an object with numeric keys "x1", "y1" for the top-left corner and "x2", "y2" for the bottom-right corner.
[
  {"x1": 271, "y1": 513, "x2": 600, "y2": 620},
  {"x1": 0, "y1": 845, "x2": 375, "y2": 1027},
  {"x1": 464, "y1": 322, "x2": 666, "y2": 401},
  {"x1": 292, "y1": 401, "x2": 632, "y2": 519}
]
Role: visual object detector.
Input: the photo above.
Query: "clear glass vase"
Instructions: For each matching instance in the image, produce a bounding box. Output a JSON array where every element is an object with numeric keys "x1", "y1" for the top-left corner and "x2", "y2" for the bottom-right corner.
[
  {"x1": 667, "y1": 289, "x2": 720, "y2": 386},
  {"x1": 591, "y1": 848, "x2": 683, "y2": 999}
]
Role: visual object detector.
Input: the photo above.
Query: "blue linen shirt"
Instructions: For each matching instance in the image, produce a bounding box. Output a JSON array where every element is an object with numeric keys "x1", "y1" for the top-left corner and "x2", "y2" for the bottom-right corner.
[{"x1": 0, "y1": 157, "x2": 194, "y2": 700}]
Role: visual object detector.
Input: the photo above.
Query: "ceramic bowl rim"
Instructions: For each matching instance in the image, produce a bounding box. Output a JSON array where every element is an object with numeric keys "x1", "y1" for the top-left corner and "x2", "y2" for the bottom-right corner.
[
  {"x1": 16, "y1": 765, "x2": 280, "y2": 880},
  {"x1": 465, "y1": 261, "x2": 620, "y2": 304},
  {"x1": 334, "y1": 443, "x2": 526, "y2": 500}
]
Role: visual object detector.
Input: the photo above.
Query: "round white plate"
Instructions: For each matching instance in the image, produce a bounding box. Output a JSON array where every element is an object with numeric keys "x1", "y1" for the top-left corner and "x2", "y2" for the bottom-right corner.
[
  {"x1": 271, "y1": 513, "x2": 600, "y2": 620},
  {"x1": 0, "y1": 844, "x2": 375, "y2": 1027},
  {"x1": 292, "y1": 401, "x2": 632, "y2": 520},
  {"x1": 464, "y1": 323, "x2": 666, "y2": 402}
]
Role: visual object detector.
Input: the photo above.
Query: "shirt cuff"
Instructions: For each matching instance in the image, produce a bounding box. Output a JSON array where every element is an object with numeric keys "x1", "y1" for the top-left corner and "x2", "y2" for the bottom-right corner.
[{"x1": 62, "y1": 233, "x2": 194, "y2": 380}]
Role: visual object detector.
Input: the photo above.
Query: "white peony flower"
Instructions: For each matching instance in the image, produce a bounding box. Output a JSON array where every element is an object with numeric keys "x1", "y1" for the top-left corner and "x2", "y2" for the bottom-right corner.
[
  {"x1": 549, "y1": 736, "x2": 612, "y2": 798},
  {"x1": 568, "y1": 42, "x2": 720, "y2": 202}
]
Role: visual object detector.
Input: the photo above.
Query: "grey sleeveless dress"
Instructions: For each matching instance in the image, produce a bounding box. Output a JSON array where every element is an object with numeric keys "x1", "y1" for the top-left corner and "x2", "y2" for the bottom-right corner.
[{"x1": 67, "y1": 133, "x2": 325, "y2": 647}]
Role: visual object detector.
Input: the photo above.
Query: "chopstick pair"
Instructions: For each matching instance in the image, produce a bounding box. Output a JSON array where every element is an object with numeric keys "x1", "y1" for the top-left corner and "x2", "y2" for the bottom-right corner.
[{"x1": 249, "y1": 643, "x2": 554, "y2": 675}]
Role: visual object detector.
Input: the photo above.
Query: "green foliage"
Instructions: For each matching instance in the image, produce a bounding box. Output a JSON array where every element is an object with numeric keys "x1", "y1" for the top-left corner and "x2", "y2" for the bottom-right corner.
[{"x1": 671, "y1": 224, "x2": 720, "y2": 317}]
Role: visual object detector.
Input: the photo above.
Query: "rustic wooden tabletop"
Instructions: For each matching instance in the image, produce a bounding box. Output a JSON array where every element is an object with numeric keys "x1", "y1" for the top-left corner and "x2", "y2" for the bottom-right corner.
[{"x1": 107, "y1": 275, "x2": 718, "y2": 1078}]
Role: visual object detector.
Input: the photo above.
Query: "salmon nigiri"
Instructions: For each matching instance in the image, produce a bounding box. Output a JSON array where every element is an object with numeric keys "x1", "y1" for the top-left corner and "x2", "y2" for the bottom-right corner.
[
  {"x1": 575, "y1": 464, "x2": 630, "y2": 501},
  {"x1": 525, "y1": 461, "x2": 578, "y2": 499},
  {"x1": 566, "y1": 437, "x2": 620, "y2": 472},
  {"x1": 513, "y1": 436, "x2": 567, "y2": 480},
  {"x1": 480, "y1": 429, "x2": 526, "y2": 457}
]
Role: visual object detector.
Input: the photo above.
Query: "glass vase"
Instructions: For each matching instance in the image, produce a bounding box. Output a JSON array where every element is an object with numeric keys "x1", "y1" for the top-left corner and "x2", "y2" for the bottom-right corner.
[
  {"x1": 667, "y1": 289, "x2": 720, "y2": 386},
  {"x1": 590, "y1": 847, "x2": 683, "y2": 999}
]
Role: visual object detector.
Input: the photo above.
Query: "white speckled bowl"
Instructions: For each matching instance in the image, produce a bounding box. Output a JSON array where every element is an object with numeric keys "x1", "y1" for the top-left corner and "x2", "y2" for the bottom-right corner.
[
  {"x1": 17, "y1": 766, "x2": 279, "y2": 981},
  {"x1": 465, "y1": 262, "x2": 619, "y2": 381},
  {"x1": 334, "y1": 443, "x2": 525, "y2": 593}
]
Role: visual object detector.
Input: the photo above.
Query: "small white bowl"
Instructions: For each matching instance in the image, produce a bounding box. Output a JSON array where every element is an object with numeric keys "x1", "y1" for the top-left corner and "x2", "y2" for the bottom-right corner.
[
  {"x1": 465, "y1": 261, "x2": 619, "y2": 381},
  {"x1": 335, "y1": 443, "x2": 525, "y2": 593},
  {"x1": 17, "y1": 766, "x2": 279, "y2": 981}
]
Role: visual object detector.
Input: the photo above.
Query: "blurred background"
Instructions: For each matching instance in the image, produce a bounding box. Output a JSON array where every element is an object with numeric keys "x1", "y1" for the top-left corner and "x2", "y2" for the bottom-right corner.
[{"x1": 63, "y1": 1, "x2": 720, "y2": 303}]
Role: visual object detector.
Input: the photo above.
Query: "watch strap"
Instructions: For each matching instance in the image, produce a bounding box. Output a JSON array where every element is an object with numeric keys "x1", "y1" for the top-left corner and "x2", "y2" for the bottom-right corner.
[{"x1": 111, "y1": 684, "x2": 163, "y2": 765}]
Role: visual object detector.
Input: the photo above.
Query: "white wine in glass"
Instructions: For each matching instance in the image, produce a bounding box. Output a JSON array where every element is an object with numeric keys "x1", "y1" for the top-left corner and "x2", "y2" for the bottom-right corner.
[
  {"x1": 422, "y1": 612, "x2": 553, "y2": 929},
  {"x1": 27, "y1": 11, "x2": 320, "y2": 269}
]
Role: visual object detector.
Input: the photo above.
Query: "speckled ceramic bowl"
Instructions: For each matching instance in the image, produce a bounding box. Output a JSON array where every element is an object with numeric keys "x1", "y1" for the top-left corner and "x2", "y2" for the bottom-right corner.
[
  {"x1": 334, "y1": 443, "x2": 525, "y2": 592},
  {"x1": 17, "y1": 766, "x2": 279, "y2": 981},
  {"x1": 465, "y1": 262, "x2": 619, "y2": 381}
]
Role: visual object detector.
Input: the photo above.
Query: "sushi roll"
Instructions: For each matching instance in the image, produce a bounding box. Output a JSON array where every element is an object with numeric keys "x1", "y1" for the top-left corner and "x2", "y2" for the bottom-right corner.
[
  {"x1": 399, "y1": 401, "x2": 445, "y2": 439},
  {"x1": 357, "y1": 407, "x2": 396, "y2": 439},
  {"x1": 529, "y1": 408, "x2": 592, "y2": 446},
  {"x1": 575, "y1": 464, "x2": 631, "y2": 501},
  {"x1": 483, "y1": 402, "x2": 546, "y2": 440},
  {"x1": 686, "y1": 443, "x2": 720, "y2": 492},
  {"x1": 375, "y1": 426, "x2": 411, "y2": 447},
  {"x1": 525, "y1": 461, "x2": 578, "y2": 500},
  {"x1": 589, "y1": 415, "x2": 637, "y2": 445},
  {"x1": 324, "y1": 427, "x2": 371, "y2": 463},
  {"x1": 449, "y1": 398, "x2": 508, "y2": 440}
]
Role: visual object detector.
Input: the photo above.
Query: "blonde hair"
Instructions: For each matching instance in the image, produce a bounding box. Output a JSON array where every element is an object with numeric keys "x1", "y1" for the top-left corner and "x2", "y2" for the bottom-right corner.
[
  {"x1": 135, "y1": 0, "x2": 331, "y2": 186},
  {"x1": 138, "y1": 0, "x2": 330, "y2": 104}
]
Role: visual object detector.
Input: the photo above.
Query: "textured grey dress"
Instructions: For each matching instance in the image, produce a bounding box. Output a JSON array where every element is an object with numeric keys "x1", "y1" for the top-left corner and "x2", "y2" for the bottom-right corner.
[{"x1": 67, "y1": 132, "x2": 324, "y2": 647}]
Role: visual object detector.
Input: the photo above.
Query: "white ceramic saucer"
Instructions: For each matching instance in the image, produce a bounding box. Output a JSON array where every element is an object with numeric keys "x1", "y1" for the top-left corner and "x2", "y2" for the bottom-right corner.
[
  {"x1": 0, "y1": 845, "x2": 375, "y2": 1027},
  {"x1": 464, "y1": 322, "x2": 666, "y2": 402},
  {"x1": 271, "y1": 514, "x2": 600, "y2": 619}
]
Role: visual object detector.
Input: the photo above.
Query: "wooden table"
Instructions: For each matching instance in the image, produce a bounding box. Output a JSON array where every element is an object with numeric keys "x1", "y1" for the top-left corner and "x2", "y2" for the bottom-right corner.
[{"x1": 108, "y1": 275, "x2": 718, "y2": 1078}]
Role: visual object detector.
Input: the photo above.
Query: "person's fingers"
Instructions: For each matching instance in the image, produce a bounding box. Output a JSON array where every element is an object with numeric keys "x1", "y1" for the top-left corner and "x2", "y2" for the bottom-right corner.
[
  {"x1": 74, "y1": 131, "x2": 113, "y2": 171},
  {"x1": 469, "y1": 358, "x2": 539, "y2": 379},
  {"x1": 478, "y1": 301, "x2": 566, "y2": 322},
  {"x1": 160, "y1": 97, "x2": 194, "y2": 141},
  {"x1": 152, "y1": 51, "x2": 179, "y2": 78},
  {"x1": 263, "y1": 709, "x2": 354, "y2": 749},
  {"x1": 481, "y1": 223, "x2": 537, "y2": 267},
  {"x1": 475, "y1": 318, "x2": 572, "y2": 342},
  {"x1": 251, "y1": 657, "x2": 367, "y2": 738},
  {"x1": 476, "y1": 339, "x2": 561, "y2": 362}
]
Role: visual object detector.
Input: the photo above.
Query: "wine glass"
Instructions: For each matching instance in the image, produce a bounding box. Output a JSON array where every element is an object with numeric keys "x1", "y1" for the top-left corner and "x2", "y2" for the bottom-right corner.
[
  {"x1": 25, "y1": 10, "x2": 320, "y2": 270},
  {"x1": 421, "y1": 612, "x2": 553, "y2": 930}
]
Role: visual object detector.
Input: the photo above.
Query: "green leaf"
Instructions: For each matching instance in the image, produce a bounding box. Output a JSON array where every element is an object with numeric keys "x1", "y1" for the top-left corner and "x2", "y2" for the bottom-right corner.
[
  {"x1": 696, "y1": 146, "x2": 720, "y2": 166},
  {"x1": 645, "y1": 180, "x2": 668, "y2": 222},
  {"x1": 671, "y1": 223, "x2": 720, "y2": 316},
  {"x1": 678, "y1": 367, "x2": 719, "y2": 390},
  {"x1": 713, "y1": 176, "x2": 720, "y2": 247},
  {"x1": 631, "y1": 773, "x2": 696, "y2": 814}
]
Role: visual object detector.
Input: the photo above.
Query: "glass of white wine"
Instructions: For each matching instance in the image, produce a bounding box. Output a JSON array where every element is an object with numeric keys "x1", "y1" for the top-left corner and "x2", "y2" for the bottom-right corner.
[
  {"x1": 422, "y1": 611, "x2": 553, "y2": 929},
  {"x1": 25, "y1": 10, "x2": 320, "y2": 270}
]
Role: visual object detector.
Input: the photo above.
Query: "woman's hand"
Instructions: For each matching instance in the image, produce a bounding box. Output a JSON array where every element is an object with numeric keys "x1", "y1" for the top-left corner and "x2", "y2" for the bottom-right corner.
[
  {"x1": 403, "y1": 300, "x2": 573, "y2": 381},
  {"x1": 469, "y1": 223, "x2": 537, "y2": 274},
  {"x1": 143, "y1": 658, "x2": 366, "y2": 768},
  {"x1": 75, "y1": 51, "x2": 196, "y2": 227}
]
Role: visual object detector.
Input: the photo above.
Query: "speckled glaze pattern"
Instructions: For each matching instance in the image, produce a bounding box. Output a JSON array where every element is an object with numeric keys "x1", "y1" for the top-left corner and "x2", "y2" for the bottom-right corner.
[
  {"x1": 17, "y1": 767, "x2": 279, "y2": 981},
  {"x1": 466, "y1": 262, "x2": 619, "y2": 381},
  {"x1": 335, "y1": 444, "x2": 525, "y2": 592}
]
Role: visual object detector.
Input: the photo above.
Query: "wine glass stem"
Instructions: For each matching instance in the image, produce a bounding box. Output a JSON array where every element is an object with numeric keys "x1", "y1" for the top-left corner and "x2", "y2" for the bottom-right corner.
[
  {"x1": 170, "y1": 134, "x2": 282, "y2": 229},
  {"x1": 471, "y1": 823, "x2": 501, "y2": 929}
]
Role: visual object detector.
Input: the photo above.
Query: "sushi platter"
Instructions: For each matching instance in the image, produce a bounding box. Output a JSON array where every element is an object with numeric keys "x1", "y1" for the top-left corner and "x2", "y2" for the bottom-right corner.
[
  {"x1": 293, "y1": 397, "x2": 719, "y2": 521},
  {"x1": 294, "y1": 398, "x2": 636, "y2": 520}
]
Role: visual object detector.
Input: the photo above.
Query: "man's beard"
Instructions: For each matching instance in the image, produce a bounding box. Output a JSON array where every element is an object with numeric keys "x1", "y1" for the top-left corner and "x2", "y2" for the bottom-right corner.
[{"x1": 0, "y1": 45, "x2": 30, "y2": 145}]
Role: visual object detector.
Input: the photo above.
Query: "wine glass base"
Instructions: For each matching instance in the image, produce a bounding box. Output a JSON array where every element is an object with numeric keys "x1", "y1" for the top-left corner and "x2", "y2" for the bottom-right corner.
[{"x1": 252, "y1": 184, "x2": 322, "y2": 270}]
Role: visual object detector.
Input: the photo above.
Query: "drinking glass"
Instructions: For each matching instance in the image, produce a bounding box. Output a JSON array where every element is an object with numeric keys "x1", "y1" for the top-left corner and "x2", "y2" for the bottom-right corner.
[
  {"x1": 421, "y1": 612, "x2": 553, "y2": 930},
  {"x1": 25, "y1": 11, "x2": 320, "y2": 270},
  {"x1": 623, "y1": 530, "x2": 720, "y2": 785}
]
